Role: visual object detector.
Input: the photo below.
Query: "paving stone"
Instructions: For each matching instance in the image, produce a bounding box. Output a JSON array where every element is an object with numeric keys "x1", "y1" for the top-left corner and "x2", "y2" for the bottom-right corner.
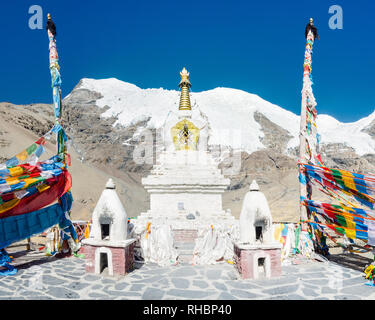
[
  {"x1": 0, "y1": 289, "x2": 13, "y2": 297},
  {"x1": 348, "y1": 271, "x2": 363, "y2": 277},
  {"x1": 66, "y1": 282, "x2": 91, "y2": 291},
  {"x1": 298, "y1": 266, "x2": 327, "y2": 273},
  {"x1": 132, "y1": 275, "x2": 166, "y2": 284},
  {"x1": 298, "y1": 272, "x2": 327, "y2": 279},
  {"x1": 102, "y1": 284, "x2": 113, "y2": 292},
  {"x1": 91, "y1": 284, "x2": 103, "y2": 290},
  {"x1": 192, "y1": 280, "x2": 209, "y2": 289},
  {"x1": 340, "y1": 284, "x2": 375, "y2": 297},
  {"x1": 158, "y1": 278, "x2": 170, "y2": 286},
  {"x1": 263, "y1": 285, "x2": 299, "y2": 296},
  {"x1": 70, "y1": 258, "x2": 85, "y2": 264},
  {"x1": 142, "y1": 288, "x2": 165, "y2": 300},
  {"x1": 269, "y1": 294, "x2": 305, "y2": 300},
  {"x1": 46, "y1": 287, "x2": 80, "y2": 299},
  {"x1": 55, "y1": 267, "x2": 76, "y2": 273},
  {"x1": 284, "y1": 294, "x2": 307, "y2": 300},
  {"x1": 321, "y1": 287, "x2": 337, "y2": 294},
  {"x1": 167, "y1": 289, "x2": 216, "y2": 299},
  {"x1": 5, "y1": 247, "x2": 375, "y2": 301},
  {"x1": 169, "y1": 267, "x2": 197, "y2": 277},
  {"x1": 230, "y1": 289, "x2": 258, "y2": 299},
  {"x1": 106, "y1": 291, "x2": 142, "y2": 298},
  {"x1": 102, "y1": 278, "x2": 116, "y2": 285},
  {"x1": 302, "y1": 287, "x2": 319, "y2": 297},
  {"x1": 303, "y1": 282, "x2": 319, "y2": 290},
  {"x1": 129, "y1": 284, "x2": 144, "y2": 292},
  {"x1": 41, "y1": 269, "x2": 52, "y2": 274},
  {"x1": 141, "y1": 268, "x2": 170, "y2": 275},
  {"x1": 145, "y1": 263, "x2": 160, "y2": 268},
  {"x1": 334, "y1": 295, "x2": 362, "y2": 300},
  {"x1": 217, "y1": 292, "x2": 237, "y2": 300},
  {"x1": 281, "y1": 266, "x2": 298, "y2": 273},
  {"x1": 304, "y1": 279, "x2": 329, "y2": 286},
  {"x1": 25, "y1": 295, "x2": 51, "y2": 300},
  {"x1": 83, "y1": 274, "x2": 101, "y2": 282},
  {"x1": 18, "y1": 290, "x2": 46, "y2": 297},
  {"x1": 42, "y1": 275, "x2": 65, "y2": 286},
  {"x1": 0, "y1": 282, "x2": 15, "y2": 291},
  {"x1": 114, "y1": 283, "x2": 129, "y2": 291},
  {"x1": 206, "y1": 269, "x2": 222, "y2": 280},
  {"x1": 342, "y1": 277, "x2": 365, "y2": 287},
  {"x1": 171, "y1": 278, "x2": 190, "y2": 289},
  {"x1": 55, "y1": 273, "x2": 81, "y2": 281},
  {"x1": 128, "y1": 274, "x2": 143, "y2": 280},
  {"x1": 223, "y1": 270, "x2": 239, "y2": 280},
  {"x1": 227, "y1": 281, "x2": 259, "y2": 290},
  {"x1": 252, "y1": 276, "x2": 298, "y2": 287},
  {"x1": 88, "y1": 292, "x2": 111, "y2": 299},
  {"x1": 213, "y1": 281, "x2": 228, "y2": 291}
]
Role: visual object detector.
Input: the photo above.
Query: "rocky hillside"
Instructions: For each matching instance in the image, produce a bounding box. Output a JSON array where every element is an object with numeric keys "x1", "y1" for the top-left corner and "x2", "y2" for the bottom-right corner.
[{"x1": 1, "y1": 78, "x2": 375, "y2": 222}]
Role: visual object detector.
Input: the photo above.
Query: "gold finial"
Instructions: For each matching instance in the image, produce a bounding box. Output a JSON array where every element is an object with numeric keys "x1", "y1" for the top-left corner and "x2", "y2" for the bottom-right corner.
[
  {"x1": 178, "y1": 67, "x2": 192, "y2": 111},
  {"x1": 179, "y1": 67, "x2": 191, "y2": 87}
]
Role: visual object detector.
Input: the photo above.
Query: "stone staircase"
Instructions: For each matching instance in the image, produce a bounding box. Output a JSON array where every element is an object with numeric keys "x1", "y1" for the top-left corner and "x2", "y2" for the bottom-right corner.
[
  {"x1": 172, "y1": 229, "x2": 198, "y2": 264},
  {"x1": 174, "y1": 241, "x2": 196, "y2": 264}
]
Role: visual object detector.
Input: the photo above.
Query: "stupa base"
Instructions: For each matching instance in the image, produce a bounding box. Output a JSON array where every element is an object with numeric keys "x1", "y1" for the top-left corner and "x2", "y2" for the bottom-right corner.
[
  {"x1": 234, "y1": 242, "x2": 282, "y2": 279},
  {"x1": 82, "y1": 239, "x2": 136, "y2": 277}
]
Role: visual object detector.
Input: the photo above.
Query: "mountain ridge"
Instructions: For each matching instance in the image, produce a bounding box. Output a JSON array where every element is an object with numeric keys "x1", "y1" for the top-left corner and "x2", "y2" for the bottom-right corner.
[
  {"x1": 1, "y1": 77, "x2": 375, "y2": 222},
  {"x1": 70, "y1": 78, "x2": 375, "y2": 157}
]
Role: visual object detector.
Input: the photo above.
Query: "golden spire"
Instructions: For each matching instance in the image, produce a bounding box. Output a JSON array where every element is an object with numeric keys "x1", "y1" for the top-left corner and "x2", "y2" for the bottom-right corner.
[{"x1": 178, "y1": 67, "x2": 192, "y2": 111}]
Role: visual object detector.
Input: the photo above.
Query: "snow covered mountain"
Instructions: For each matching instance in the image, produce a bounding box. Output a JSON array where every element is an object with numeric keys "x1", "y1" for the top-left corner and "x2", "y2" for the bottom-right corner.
[
  {"x1": 66, "y1": 78, "x2": 375, "y2": 157},
  {"x1": 1, "y1": 77, "x2": 375, "y2": 221}
]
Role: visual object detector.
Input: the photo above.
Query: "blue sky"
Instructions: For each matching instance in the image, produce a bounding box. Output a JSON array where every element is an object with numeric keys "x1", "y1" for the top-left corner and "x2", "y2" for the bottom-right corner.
[{"x1": 0, "y1": 0, "x2": 373, "y2": 122}]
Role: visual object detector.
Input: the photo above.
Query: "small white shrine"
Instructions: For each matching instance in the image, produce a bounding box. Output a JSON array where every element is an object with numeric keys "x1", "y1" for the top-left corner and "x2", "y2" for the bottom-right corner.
[
  {"x1": 82, "y1": 179, "x2": 136, "y2": 276},
  {"x1": 239, "y1": 180, "x2": 274, "y2": 244},
  {"x1": 234, "y1": 180, "x2": 282, "y2": 279}
]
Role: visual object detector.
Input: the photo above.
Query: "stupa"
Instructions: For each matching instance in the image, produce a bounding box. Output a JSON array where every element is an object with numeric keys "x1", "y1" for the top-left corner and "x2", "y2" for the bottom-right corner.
[
  {"x1": 136, "y1": 68, "x2": 235, "y2": 263},
  {"x1": 139, "y1": 68, "x2": 233, "y2": 226},
  {"x1": 82, "y1": 179, "x2": 136, "y2": 276},
  {"x1": 234, "y1": 180, "x2": 282, "y2": 279}
]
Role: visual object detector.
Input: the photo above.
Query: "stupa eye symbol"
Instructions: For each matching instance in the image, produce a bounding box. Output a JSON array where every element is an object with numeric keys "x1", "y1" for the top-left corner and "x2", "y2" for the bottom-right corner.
[{"x1": 181, "y1": 124, "x2": 190, "y2": 144}]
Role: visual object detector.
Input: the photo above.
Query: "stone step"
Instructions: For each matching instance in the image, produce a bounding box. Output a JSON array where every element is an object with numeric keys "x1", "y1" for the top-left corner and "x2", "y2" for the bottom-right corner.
[
  {"x1": 178, "y1": 251, "x2": 195, "y2": 257},
  {"x1": 174, "y1": 241, "x2": 195, "y2": 264},
  {"x1": 178, "y1": 254, "x2": 194, "y2": 264},
  {"x1": 174, "y1": 242, "x2": 196, "y2": 250}
]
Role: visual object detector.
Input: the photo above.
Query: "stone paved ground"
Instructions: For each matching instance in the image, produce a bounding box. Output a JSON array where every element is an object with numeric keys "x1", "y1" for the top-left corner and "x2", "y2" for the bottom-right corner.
[{"x1": 1, "y1": 249, "x2": 375, "y2": 300}]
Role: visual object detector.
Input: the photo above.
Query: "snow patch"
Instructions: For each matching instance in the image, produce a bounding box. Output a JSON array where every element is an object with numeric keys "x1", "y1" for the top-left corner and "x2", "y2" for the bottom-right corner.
[{"x1": 77, "y1": 78, "x2": 375, "y2": 156}]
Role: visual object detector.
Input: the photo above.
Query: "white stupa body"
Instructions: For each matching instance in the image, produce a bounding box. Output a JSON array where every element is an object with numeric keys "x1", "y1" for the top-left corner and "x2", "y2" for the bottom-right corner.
[
  {"x1": 139, "y1": 68, "x2": 233, "y2": 224},
  {"x1": 82, "y1": 179, "x2": 136, "y2": 277},
  {"x1": 239, "y1": 180, "x2": 274, "y2": 244},
  {"x1": 136, "y1": 68, "x2": 236, "y2": 266},
  {"x1": 140, "y1": 107, "x2": 233, "y2": 224},
  {"x1": 142, "y1": 149, "x2": 230, "y2": 218},
  {"x1": 89, "y1": 179, "x2": 128, "y2": 244}
]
